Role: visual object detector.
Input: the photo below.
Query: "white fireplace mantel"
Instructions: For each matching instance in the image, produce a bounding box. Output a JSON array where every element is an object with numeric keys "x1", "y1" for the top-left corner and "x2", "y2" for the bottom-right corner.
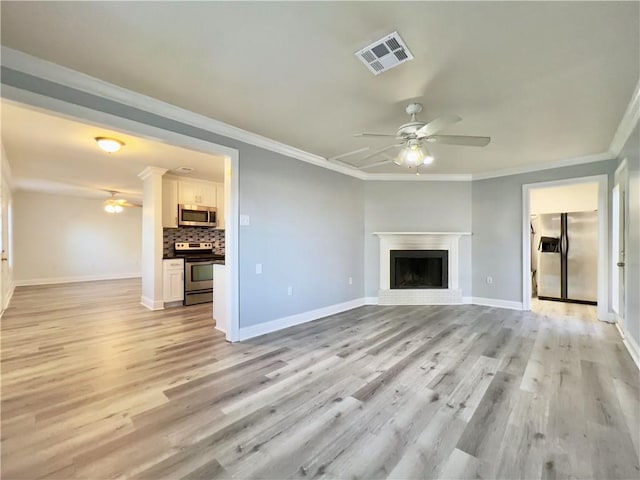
[{"x1": 373, "y1": 231, "x2": 471, "y2": 305}]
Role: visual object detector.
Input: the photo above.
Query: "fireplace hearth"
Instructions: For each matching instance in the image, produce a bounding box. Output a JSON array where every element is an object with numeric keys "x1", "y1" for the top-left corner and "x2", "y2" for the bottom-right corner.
[{"x1": 390, "y1": 250, "x2": 448, "y2": 289}]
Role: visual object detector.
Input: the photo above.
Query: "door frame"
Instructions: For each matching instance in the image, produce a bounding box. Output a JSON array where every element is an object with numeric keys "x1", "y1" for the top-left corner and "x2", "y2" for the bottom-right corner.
[
  {"x1": 522, "y1": 174, "x2": 609, "y2": 321},
  {"x1": 613, "y1": 159, "x2": 628, "y2": 328},
  {"x1": 0, "y1": 91, "x2": 241, "y2": 342}
]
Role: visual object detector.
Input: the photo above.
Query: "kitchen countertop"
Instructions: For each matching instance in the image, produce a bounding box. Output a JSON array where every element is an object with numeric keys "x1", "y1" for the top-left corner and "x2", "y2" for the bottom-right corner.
[{"x1": 163, "y1": 253, "x2": 225, "y2": 265}]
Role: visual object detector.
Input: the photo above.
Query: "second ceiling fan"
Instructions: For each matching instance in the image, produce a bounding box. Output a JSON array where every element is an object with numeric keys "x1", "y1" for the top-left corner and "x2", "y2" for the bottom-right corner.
[{"x1": 348, "y1": 103, "x2": 491, "y2": 173}]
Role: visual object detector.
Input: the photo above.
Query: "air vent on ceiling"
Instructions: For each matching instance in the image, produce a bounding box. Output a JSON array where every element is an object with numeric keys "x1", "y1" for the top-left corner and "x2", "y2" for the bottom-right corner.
[
  {"x1": 174, "y1": 166, "x2": 195, "y2": 174},
  {"x1": 355, "y1": 31, "x2": 414, "y2": 76}
]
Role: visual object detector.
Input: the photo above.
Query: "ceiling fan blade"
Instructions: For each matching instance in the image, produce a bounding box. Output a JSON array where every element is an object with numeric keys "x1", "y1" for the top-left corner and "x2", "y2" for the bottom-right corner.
[
  {"x1": 415, "y1": 115, "x2": 462, "y2": 138},
  {"x1": 328, "y1": 147, "x2": 370, "y2": 162},
  {"x1": 360, "y1": 159, "x2": 394, "y2": 169},
  {"x1": 426, "y1": 135, "x2": 491, "y2": 147},
  {"x1": 354, "y1": 133, "x2": 398, "y2": 138},
  {"x1": 360, "y1": 144, "x2": 402, "y2": 162}
]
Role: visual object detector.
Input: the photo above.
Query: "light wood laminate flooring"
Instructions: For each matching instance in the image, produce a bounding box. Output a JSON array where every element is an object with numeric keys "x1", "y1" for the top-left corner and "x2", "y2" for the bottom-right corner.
[{"x1": 1, "y1": 279, "x2": 638, "y2": 479}]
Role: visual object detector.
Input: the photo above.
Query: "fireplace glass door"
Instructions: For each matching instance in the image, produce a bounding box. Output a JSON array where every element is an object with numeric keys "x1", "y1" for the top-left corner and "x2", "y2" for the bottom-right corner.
[{"x1": 390, "y1": 250, "x2": 448, "y2": 289}]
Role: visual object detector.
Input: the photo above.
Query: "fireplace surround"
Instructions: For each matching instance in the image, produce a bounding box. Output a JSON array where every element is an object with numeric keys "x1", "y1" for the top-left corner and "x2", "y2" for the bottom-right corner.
[{"x1": 374, "y1": 232, "x2": 471, "y2": 305}]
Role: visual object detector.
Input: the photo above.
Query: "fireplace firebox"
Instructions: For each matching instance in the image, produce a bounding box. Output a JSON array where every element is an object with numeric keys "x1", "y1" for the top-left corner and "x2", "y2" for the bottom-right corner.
[{"x1": 390, "y1": 250, "x2": 448, "y2": 289}]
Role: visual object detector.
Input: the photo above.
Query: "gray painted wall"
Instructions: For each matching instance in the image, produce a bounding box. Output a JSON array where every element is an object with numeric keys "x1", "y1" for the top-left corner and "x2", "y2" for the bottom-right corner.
[
  {"x1": 1, "y1": 68, "x2": 365, "y2": 329},
  {"x1": 471, "y1": 159, "x2": 616, "y2": 303},
  {"x1": 364, "y1": 181, "x2": 472, "y2": 298},
  {"x1": 619, "y1": 124, "x2": 639, "y2": 347},
  {"x1": 239, "y1": 145, "x2": 363, "y2": 327}
]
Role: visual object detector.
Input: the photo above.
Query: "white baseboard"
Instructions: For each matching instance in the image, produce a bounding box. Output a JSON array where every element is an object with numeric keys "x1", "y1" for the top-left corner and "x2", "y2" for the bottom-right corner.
[
  {"x1": 238, "y1": 297, "x2": 367, "y2": 341},
  {"x1": 615, "y1": 321, "x2": 640, "y2": 370},
  {"x1": 0, "y1": 283, "x2": 15, "y2": 318},
  {"x1": 600, "y1": 311, "x2": 617, "y2": 323},
  {"x1": 463, "y1": 296, "x2": 473, "y2": 304},
  {"x1": 364, "y1": 297, "x2": 378, "y2": 305},
  {"x1": 141, "y1": 296, "x2": 164, "y2": 311},
  {"x1": 470, "y1": 297, "x2": 524, "y2": 310},
  {"x1": 14, "y1": 272, "x2": 141, "y2": 287}
]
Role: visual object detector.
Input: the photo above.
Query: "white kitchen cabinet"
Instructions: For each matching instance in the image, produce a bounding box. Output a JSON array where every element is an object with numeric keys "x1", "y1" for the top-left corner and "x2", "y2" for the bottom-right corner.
[
  {"x1": 163, "y1": 258, "x2": 184, "y2": 303},
  {"x1": 162, "y1": 178, "x2": 179, "y2": 228},
  {"x1": 214, "y1": 182, "x2": 225, "y2": 229},
  {"x1": 178, "y1": 179, "x2": 216, "y2": 207}
]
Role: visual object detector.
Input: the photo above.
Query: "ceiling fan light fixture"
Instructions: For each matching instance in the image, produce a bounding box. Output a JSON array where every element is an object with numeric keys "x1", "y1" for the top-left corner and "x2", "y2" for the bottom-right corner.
[
  {"x1": 95, "y1": 137, "x2": 124, "y2": 153},
  {"x1": 394, "y1": 149, "x2": 405, "y2": 166}
]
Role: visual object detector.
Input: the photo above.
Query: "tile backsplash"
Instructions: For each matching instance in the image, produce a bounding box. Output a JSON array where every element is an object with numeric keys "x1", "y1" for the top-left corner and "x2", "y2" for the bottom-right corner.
[{"x1": 163, "y1": 228, "x2": 225, "y2": 256}]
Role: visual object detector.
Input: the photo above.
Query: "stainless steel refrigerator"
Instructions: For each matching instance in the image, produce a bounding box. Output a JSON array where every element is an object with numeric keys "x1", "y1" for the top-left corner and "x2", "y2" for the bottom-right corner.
[{"x1": 536, "y1": 211, "x2": 598, "y2": 305}]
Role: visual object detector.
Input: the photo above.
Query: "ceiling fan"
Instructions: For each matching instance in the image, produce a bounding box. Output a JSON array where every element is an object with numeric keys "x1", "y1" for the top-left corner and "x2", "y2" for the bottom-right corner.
[
  {"x1": 336, "y1": 103, "x2": 490, "y2": 174},
  {"x1": 103, "y1": 190, "x2": 141, "y2": 213}
]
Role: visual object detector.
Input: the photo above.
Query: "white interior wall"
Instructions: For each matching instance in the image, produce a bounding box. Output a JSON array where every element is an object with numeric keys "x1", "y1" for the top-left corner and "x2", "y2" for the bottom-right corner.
[
  {"x1": 530, "y1": 182, "x2": 599, "y2": 214},
  {"x1": 1, "y1": 143, "x2": 14, "y2": 310},
  {"x1": 13, "y1": 191, "x2": 142, "y2": 285}
]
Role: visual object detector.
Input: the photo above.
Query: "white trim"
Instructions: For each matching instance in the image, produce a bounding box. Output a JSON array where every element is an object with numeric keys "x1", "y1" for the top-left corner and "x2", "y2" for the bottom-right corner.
[
  {"x1": 472, "y1": 152, "x2": 614, "y2": 181},
  {"x1": 1, "y1": 47, "x2": 629, "y2": 184},
  {"x1": 471, "y1": 297, "x2": 523, "y2": 310},
  {"x1": 609, "y1": 78, "x2": 640, "y2": 156},
  {"x1": 1, "y1": 47, "x2": 364, "y2": 181},
  {"x1": 138, "y1": 166, "x2": 168, "y2": 181},
  {"x1": 364, "y1": 296, "x2": 379, "y2": 305},
  {"x1": 463, "y1": 296, "x2": 473, "y2": 304},
  {"x1": 14, "y1": 272, "x2": 141, "y2": 287},
  {"x1": 615, "y1": 321, "x2": 640, "y2": 370},
  {"x1": 238, "y1": 297, "x2": 366, "y2": 341},
  {"x1": 0, "y1": 84, "x2": 241, "y2": 342},
  {"x1": 365, "y1": 173, "x2": 472, "y2": 182},
  {"x1": 141, "y1": 295, "x2": 164, "y2": 311},
  {"x1": 522, "y1": 175, "x2": 609, "y2": 321},
  {"x1": 0, "y1": 284, "x2": 15, "y2": 318},
  {"x1": 373, "y1": 231, "x2": 472, "y2": 236}
]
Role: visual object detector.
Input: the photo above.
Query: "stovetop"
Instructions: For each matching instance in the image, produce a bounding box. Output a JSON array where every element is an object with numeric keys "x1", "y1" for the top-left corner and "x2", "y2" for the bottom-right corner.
[{"x1": 169, "y1": 252, "x2": 225, "y2": 261}]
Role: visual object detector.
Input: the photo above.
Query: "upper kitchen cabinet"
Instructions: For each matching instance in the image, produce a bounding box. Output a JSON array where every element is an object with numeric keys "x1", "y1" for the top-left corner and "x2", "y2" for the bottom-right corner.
[
  {"x1": 162, "y1": 177, "x2": 179, "y2": 228},
  {"x1": 178, "y1": 179, "x2": 216, "y2": 207}
]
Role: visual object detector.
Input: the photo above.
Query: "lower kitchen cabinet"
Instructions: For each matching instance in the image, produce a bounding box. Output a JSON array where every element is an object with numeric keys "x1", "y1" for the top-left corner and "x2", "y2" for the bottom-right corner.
[{"x1": 163, "y1": 258, "x2": 184, "y2": 303}]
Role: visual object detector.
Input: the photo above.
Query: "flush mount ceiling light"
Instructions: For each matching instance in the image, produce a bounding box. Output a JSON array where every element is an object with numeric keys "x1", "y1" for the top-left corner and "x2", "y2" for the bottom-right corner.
[{"x1": 95, "y1": 137, "x2": 124, "y2": 153}]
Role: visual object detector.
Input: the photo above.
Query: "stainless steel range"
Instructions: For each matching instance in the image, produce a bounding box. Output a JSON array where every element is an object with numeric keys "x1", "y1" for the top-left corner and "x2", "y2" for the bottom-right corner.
[{"x1": 174, "y1": 242, "x2": 224, "y2": 306}]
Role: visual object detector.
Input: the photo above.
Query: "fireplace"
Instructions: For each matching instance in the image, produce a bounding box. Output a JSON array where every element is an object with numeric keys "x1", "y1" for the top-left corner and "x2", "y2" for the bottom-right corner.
[
  {"x1": 374, "y1": 232, "x2": 470, "y2": 305},
  {"x1": 390, "y1": 250, "x2": 448, "y2": 289}
]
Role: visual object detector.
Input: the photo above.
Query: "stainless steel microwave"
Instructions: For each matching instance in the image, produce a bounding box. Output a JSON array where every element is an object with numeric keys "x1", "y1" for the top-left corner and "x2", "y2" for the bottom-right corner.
[{"x1": 178, "y1": 204, "x2": 217, "y2": 227}]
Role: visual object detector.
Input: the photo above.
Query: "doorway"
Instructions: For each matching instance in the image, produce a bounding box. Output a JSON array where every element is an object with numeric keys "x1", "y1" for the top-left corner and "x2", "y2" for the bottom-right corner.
[
  {"x1": 0, "y1": 98, "x2": 240, "y2": 340},
  {"x1": 522, "y1": 175, "x2": 609, "y2": 320}
]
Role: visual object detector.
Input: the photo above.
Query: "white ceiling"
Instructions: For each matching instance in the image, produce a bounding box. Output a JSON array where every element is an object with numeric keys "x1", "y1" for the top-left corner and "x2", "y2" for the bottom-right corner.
[
  {"x1": 1, "y1": 101, "x2": 225, "y2": 200},
  {"x1": 1, "y1": 2, "x2": 638, "y2": 175}
]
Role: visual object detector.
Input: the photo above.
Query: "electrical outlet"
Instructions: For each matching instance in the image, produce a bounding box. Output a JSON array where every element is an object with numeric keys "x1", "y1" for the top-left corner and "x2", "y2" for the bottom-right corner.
[
  {"x1": 486, "y1": 276, "x2": 493, "y2": 285},
  {"x1": 256, "y1": 263, "x2": 262, "y2": 274},
  {"x1": 349, "y1": 277, "x2": 353, "y2": 285},
  {"x1": 287, "y1": 286, "x2": 293, "y2": 296},
  {"x1": 240, "y1": 214, "x2": 250, "y2": 226}
]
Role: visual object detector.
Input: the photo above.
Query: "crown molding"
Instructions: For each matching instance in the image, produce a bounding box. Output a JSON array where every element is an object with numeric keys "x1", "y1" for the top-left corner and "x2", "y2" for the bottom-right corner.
[
  {"x1": 138, "y1": 166, "x2": 168, "y2": 181},
  {"x1": 0, "y1": 47, "x2": 365, "y2": 180},
  {"x1": 1, "y1": 47, "x2": 634, "y2": 184},
  {"x1": 363, "y1": 172, "x2": 472, "y2": 181},
  {"x1": 609, "y1": 78, "x2": 640, "y2": 156},
  {"x1": 471, "y1": 152, "x2": 614, "y2": 180}
]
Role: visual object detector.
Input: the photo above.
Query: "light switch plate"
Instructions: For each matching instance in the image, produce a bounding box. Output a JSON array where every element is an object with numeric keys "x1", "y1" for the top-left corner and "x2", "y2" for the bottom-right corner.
[
  {"x1": 256, "y1": 263, "x2": 262, "y2": 274},
  {"x1": 240, "y1": 214, "x2": 250, "y2": 226}
]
